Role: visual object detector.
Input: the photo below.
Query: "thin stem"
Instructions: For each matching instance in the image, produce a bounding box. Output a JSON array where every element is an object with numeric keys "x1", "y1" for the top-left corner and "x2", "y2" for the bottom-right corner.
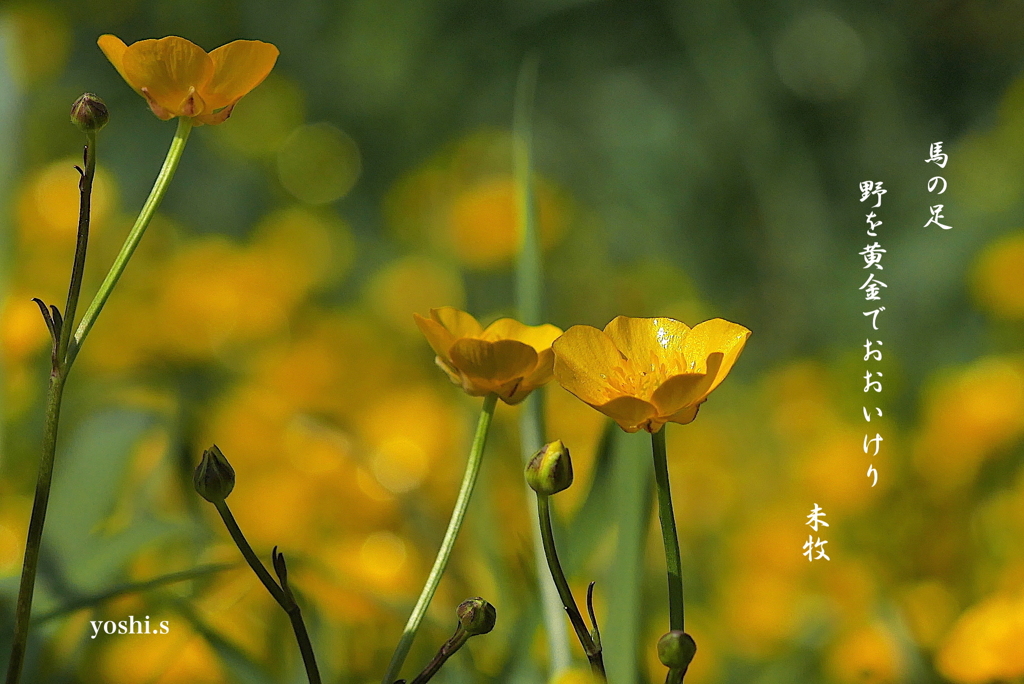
[
  {"x1": 537, "y1": 495, "x2": 605, "y2": 679},
  {"x1": 32, "y1": 563, "x2": 234, "y2": 625},
  {"x1": 651, "y1": 428, "x2": 684, "y2": 632},
  {"x1": 5, "y1": 129, "x2": 100, "y2": 684},
  {"x1": 213, "y1": 501, "x2": 287, "y2": 605},
  {"x1": 409, "y1": 630, "x2": 469, "y2": 684},
  {"x1": 5, "y1": 372, "x2": 66, "y2": 684},
  {"x1": 213, "y1": 501, "x2": 321, "y2": 684},
  {"x1": 57, "y1": 131, "x2": 96, "y2": 366},
  {"x1": 381, "y1": 393, "x2": 499, "y2": 684},
  {"x1": 69, "y1": 117, "x2": 193, "y2": 364},
  {"x1": 513, "y1": 51, "x2": 572, "y2": 675}
]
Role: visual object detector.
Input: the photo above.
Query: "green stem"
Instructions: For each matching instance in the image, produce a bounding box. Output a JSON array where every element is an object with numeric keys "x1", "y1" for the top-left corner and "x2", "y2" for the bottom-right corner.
[
  {"x1": 5, "y1": 129, "x2": 99, "y2": 684},
  {"x1": 32, "y1": 563, "x2": 234, "y2": 624},
  {"x1": 214, "y1": 501, "x2": 287, "y2": 605},
  {"x1": 512, "y1": 51, "x2": 572, "y2": 674},
  {"x1": 651, "y1": 428, "x2": 684, "y2": 632},
  {"x1": 381, "y1": 392, "x2": 498, "y2": 684},
  {"x1": 69, "y1": 116, "x2": 193, "y2": 364},
  {"x1": 213, "y1": 501, "x2": 321, "y2": 684},
  {"x1": 5, "y1": 372, "x2": 66, "y2": 684},
  {"x1": 537, "y1": 495, "x2": 605, "y2": 679}
]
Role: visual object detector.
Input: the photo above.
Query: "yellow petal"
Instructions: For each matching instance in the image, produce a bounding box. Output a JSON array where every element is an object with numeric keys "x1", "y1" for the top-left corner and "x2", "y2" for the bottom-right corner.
[
  {"x1": 603, "y1": 316, "x2": 691, "y2": 363},
  {"x1": 122, "y1": 36, "x2": 214, "y2": 117},
  {"x1": 202, "y1": 40, "x2": 279, "y2": 112},
  {"x1": 509, "y1": 348, "x2": 557, "y2": 401},
  {"x1": 430, "y1": 307, "x2": 483, "y2": 339},
  {"x1": 414, "y1": 313, "x2": 456, "y2": 358},
  {"x1": 666, "y1": 403, "x2": 701, "y2": 426},
  {"x1": 684, "y1": 318, "x2": 751, "y2": 393},
  {"x1": 97, "y1": 35, "x2": 132, "y2": 91},
  {"x1": 649, "y1": 361, "x2": 720, "y2": 417},
  {"x1": 592, "y1": 396, "x2": 658, "y2": 433},
  {"x1": 482, "y1": 318, "x2": 562, "y2": 351},
  {"x1": 448, "y1": 338, "x2": 539, "y2": 388},
  {"x1": 552, "y1": 325, "x2": 622, "y2": 405}
]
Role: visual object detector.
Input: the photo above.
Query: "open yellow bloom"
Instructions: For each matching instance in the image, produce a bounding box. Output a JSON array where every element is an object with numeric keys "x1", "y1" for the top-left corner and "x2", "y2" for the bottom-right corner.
[
  {"x1": 553, "y1": 316, "x2": 750, "y2": 433},
  {"x1": 98, "y1": 35, "x2": 278, "y2": 125},
  {"x1": 414, "y1": 307, "x2": 562, "y2": 404}
]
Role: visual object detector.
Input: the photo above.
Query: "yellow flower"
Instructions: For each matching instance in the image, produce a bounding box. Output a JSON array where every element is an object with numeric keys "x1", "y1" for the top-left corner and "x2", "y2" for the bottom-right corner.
[
  {"x1": 97, "y1": 34, "x2": 278, "y2": 125},
  {"x1": 552, "y1": 316, "x2": 750, "y2": 433},
  {"x1": 413, "y1": 307, "x2": 562, "y2": 404}
]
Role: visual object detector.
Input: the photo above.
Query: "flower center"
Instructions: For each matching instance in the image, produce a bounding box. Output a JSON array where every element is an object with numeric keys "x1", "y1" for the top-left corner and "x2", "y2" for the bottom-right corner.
[{"x1": 601, "y1": 350, "x2": 690, "y2": 401}]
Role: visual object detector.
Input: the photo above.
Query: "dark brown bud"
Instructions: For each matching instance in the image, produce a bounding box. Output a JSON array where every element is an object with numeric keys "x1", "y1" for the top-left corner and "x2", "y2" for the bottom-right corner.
[
  {"x1": 193, "y1": 445, "x2": 235, "y2": 503},
  {"x1": 71, "y1": 93, "x2": 108, "y2": 132}
]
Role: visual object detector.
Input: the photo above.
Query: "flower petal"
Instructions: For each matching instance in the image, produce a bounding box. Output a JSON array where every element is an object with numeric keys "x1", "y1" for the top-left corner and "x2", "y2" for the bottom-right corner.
[
  {"x1": 201, "y1": 40, "x2": 279, "y2": 113},
  {"x1": 552, "y1": 325, "x2": 623, "y2": 405},
  {"x1": 449, "y1": 338, "x2": 538, "y2": 389},
  {"x1": 414, "y1": 313, "x2": 456, "y2": 358},
  {"x1": 515, "y1": 348, "x2": 555, "y2": 394},
  {"x1": 98, "y1": 35, "x2": 132, "y2": 91},
  {"x1": 482, "y1": 318, "x2": 562, "y2": 351},
  {"x1": 430, "y1": 307, "x2": 483, "y2": 339},
  {"x1": 603, "y1": 316, "x2": 691, "y2": 363},
  {"x1": 122, "y1": 36, "x2": 214, "y2": 118},
  {"x1": 684, "y1": 318, "x2": 751, "y2": 392},
  {"x1": 649, "y1": 362, "x2": 719, "y2": 417},
  {"x1": 666, "y1": 403, "x2": 701, "y2": 426},
  {"x1": 591, "y1": 396, "x2": 658, "y2": 433}
]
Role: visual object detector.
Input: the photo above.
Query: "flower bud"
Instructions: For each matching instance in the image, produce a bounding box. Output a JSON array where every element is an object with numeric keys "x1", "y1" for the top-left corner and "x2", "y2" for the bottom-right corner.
[
  {"x1": 456, "y1": 597, "x2": 496, "y2": 636},
  {"x1": 193, "y1": 445, "x2": 235, "y2": 503},
  {"x1": 525, "y1": 440, "x2": 573, "y2": 495},
  {"x1": 657, "y1": 630, "x2": 696, "y2": 670},
  {"x1": 71, "y1": 93, "x2": 109, "y2": 133}
]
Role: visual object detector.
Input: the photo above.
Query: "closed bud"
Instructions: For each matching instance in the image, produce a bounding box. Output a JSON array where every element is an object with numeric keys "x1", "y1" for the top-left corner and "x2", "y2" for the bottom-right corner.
[
  {"x1": 456, "y1": 597, "x2": 496, "y2": 636},
  {"x1": 71, "y1": 93, "x2": 108, "y2": 132},
  {"x1": 525, "y1": 440, "x2": 573, "y2": 495},
  {"x1": 657, "y1": 631, "x2": 696, "y2": 670},
  {"x1": 193, "y1": 445, "x2": 235, "y2": 503}
]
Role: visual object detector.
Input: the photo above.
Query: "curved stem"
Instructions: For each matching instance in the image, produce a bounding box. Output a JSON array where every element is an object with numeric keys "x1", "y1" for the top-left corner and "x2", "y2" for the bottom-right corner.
[
  {"x1": 409, "y1": 629, "x2": 469, "y2": 684},
  {"x1": 381, "y1": 393, "x2": 498, "y2": 684},
  {"x1": 651, "y1": 428, "x2": 684, "y2": 632},
  {"x1": 69, "y1": 116, "x2": 193, "y2": 364},
  {"x1": 214, "y1": 501, "x2": 287, "y2": 606},
  {"x1": 537, "y1": 495, "x2": 605, "y2": 678}
]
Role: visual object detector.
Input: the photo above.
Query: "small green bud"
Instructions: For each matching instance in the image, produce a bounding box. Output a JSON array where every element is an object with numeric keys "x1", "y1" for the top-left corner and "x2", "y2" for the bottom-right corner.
[
  {"x1": 525, "y1": 440, "x2": 573, "y2": 495},
  {"x1": 657, "y1": 630, "x2": 696, "y2": 670},
  {"x1": 71, "y1": 93, "x2": 108, "y2": 133},
  {"x1": 456, "y1": 597, "x2": 496, "y2": 636},
  {"x1": 193, "y1": 445, "x2": 235, "y2": 503}
]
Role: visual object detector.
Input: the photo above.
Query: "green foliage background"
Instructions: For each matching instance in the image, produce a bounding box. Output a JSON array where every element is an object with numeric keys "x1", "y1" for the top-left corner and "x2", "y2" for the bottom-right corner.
[{"x1": 1, "y1": 1, "x2": 1024, "y2": 683}]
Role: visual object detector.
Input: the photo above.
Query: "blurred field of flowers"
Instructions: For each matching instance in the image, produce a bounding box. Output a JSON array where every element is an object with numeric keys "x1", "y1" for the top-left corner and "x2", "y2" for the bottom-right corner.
[{"x1": 2, "y1": 1, "x2": 1024, "y2": 683}]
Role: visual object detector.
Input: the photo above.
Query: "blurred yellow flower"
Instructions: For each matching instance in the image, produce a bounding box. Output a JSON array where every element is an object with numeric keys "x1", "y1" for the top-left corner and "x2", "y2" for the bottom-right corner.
[
  {"x1": 936, "y1": 591, "x2": 1024, "y2": 683},
  {"x1": 553, "y1": 316, "x2": 750, "y2": 433},
  {"x1": 972, "y1": 231, "x2": 1024, "y2": 319},
  {"x1": 414, "y1": 307, "x2": 562, "y2": 404},
  {"x1": 98, "y1": 34, "x2": 278, "y2": 124},
  {"x1": 825, "y1": 623, "x2": 904, "y2": 684}
]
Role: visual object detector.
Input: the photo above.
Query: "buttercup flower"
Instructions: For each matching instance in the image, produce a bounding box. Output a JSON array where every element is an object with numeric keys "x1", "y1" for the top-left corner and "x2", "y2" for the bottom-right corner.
[
  {"x1": 414, "y1": 307, "x2": 562, "y2": 404},
  {"x1": 553, "y1": 316, "x2": 750, "y2": 433},
  {"x1": 98, "y1": 35, "x2": 278, "y2": 125}
]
